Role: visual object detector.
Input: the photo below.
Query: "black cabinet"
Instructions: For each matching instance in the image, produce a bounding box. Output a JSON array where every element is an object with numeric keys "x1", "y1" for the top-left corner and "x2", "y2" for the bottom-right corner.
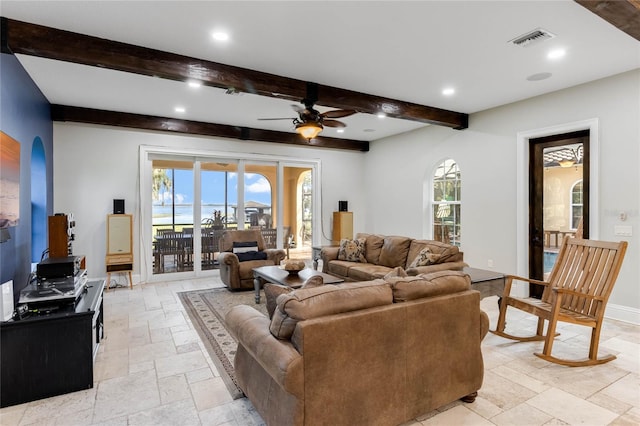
[{"x1": 0, "y1": 279, "x2": 105, "y2": 408}]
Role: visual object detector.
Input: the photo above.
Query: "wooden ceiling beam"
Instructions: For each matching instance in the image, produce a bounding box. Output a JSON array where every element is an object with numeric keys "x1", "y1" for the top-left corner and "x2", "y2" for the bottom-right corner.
[
  {"x1": 50, "y1": 105, "x2": 370, "y2": 152},
  {"x1": 575, "y1": 1, "x2": 640, "y2": 41},
  {"x1": 2, "y1": 17, "x2": 468, "y2": 130}
]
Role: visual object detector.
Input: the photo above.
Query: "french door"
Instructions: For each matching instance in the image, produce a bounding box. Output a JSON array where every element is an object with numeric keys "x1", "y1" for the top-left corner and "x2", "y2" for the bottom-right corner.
[
  {"x1": 141, "y1": 147, "x2": 319, "y2": 282},
  {"x1": 529, "y1": 130, "x2": 589, "y2": 298}
]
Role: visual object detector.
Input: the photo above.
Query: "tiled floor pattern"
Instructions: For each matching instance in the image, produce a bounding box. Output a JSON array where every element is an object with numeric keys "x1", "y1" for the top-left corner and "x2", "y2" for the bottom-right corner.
[{"x1": 1, "y1": 273, "x2": 638, "y2": 425}]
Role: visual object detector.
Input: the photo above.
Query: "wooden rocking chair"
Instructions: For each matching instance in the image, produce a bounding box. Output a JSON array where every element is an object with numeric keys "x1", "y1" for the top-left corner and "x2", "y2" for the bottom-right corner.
[{"x1": 492, "y1": 237, "x2": 627, "y2": 367}]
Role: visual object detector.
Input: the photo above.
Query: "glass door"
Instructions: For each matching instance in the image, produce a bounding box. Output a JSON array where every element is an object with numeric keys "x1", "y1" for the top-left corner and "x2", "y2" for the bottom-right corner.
[
  {"x1": 142, "y1": 147, "x2": 321, "y2": 282},
  {"x1": 151, "y1": 160, "x2": 194, "y2": 275},
  {"x1": 200, "y1": 161, "x2": 238, "y2": 271},
  {"x1": 529, "y1": 131, "x2": 589, "y2": 297}
]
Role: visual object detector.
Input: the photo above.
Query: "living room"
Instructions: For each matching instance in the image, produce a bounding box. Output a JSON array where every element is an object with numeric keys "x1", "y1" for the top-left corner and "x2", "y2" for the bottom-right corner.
[{"x1": 0, "y1": 1, "x2": 639, "y2": 425}]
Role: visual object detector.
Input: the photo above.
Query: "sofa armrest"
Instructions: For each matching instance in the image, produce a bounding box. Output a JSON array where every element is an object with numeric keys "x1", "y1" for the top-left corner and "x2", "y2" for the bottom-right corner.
[
  {"x1": 218, "y1": 251, "x2": 239, "y2": 266},
  {"x1": 264, "y1": 248, "x2": 286, "y2": 264},
  {"x1": 226, "y1": 305, "x2": 303, "y2": 396},
  {"x1": 406, "y1": 261, "x2": 467, "y2": 276},
  {"x1": 480, "y1": 310, "x2": 489, "y2": 340},
  {"x1": 320, "y1": 246, "x2": 340, "y2": 273}
]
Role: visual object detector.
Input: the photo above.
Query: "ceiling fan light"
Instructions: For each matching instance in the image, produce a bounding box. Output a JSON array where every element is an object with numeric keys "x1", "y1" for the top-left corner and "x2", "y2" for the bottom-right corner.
[
  {"x1": 558, "y1": 159, "x2": 575, "y2": 168},
  {"x1": 296, "y1": 122, "x2": 323, "y2": 139}
]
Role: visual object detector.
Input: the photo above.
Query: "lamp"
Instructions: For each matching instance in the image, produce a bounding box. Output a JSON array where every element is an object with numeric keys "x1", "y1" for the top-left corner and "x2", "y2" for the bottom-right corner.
[
  {"x1": 295, "y1": 122, "x2": 323, "y2": 140},
  {"x1": 558, "y1": 159, "x2": 575, "y2": 168}
]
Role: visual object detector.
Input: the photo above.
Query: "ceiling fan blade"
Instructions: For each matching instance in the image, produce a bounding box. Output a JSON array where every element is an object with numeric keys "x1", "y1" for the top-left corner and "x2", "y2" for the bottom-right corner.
[
  {"x1": 321, "y1": 109, "x2": 357, "y2": 119},
  {"x1": 257, "y1": 117, "x2": 295, "y2": 121},
  {"x1": 323, "y1": 119, "x2": 346, "y2": 128}
]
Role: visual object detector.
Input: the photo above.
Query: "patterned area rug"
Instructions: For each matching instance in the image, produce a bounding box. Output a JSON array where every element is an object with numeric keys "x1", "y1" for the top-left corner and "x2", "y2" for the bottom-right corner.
[{"x1": 177, "y1": 287, "x2": 268, "y2": 399}]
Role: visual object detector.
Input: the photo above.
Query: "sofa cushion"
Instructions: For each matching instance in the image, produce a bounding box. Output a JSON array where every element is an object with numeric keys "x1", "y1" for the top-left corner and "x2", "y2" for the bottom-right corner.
[
  {"x1": 326, "y1": 259, "x2": 356, "y2": 278},
  {"x1": 347, "y1": 264, "x2": 394, "y2": 281},
  {"x1": 378, "y1": 236, "x2": 412, "y2": 268},
  {"x1": 408, "y1": 247, "x2": 441, "y2": 268},
  {"x1": 264, "y1": 284, "x2": 293, "y2": 319},
  {"x1": 387, "y1": 270, "x2": 471, "y2": 302},
  {"x1": 384, "y1": 266, "x2": 408, "y2": 279},
  {"x1": 269, "y1": 280, "x2": 392, "y2": 340},
  {"x1": 337, "y1": 238, "x2": 367, "y2": 263},
  {"x1": 356, "y1": 233, "x2": 385, "y2": 264}
]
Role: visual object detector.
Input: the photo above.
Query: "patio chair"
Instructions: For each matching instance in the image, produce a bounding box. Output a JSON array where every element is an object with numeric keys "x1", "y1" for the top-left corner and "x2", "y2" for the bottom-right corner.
[{"x1": 492, "y1": 237, "x2": 627, "y2": 366}]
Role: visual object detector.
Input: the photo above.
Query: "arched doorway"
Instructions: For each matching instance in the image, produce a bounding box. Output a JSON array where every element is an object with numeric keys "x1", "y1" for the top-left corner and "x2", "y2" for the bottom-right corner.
[{"x1": 31, "y1": 137, "x2": 47, "y2": 262}]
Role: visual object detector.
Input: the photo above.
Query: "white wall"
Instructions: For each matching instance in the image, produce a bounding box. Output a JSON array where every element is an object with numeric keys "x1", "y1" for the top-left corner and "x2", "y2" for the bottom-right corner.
[
  {"x1": 53, "y1": 125, "x2": 365, "y2": 281},
  {"x1": 53, "y1": 69, "x2": 639, "y2": 321},
  {"x1": 364, "y1": 69, "x2": 640, "y2": 321}
]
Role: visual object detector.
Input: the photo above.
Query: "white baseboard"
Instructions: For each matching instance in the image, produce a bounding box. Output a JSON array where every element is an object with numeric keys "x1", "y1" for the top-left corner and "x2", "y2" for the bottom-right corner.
[{"x1": 605, "y1": 303, "x2": 640, "y2": 325}]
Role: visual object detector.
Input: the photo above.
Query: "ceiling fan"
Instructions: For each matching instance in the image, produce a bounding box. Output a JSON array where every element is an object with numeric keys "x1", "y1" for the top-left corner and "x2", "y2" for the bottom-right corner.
[{"x1": 259, "y1": 99, "x2": 357, "y2": 140}]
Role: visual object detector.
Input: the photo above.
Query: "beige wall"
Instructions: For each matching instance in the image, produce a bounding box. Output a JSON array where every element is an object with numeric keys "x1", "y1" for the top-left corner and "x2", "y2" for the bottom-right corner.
[{"x1": 544, "y1": 165, "x2": 583, "y2": 231}]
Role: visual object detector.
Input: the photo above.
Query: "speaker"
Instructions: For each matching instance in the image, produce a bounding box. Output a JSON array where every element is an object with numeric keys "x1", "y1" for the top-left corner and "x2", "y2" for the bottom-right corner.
[
  {"x1": 113, "y1": 199, "x2": 125, "y2": 214},
  {"x1": 338, "y1": 200, "x2": 348, "y2": 212}
]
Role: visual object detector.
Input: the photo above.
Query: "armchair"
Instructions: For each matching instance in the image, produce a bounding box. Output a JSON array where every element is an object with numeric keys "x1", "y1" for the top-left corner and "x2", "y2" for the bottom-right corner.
[{"x1": 218, "y1": 230, "x2": 286, "y2": 290}]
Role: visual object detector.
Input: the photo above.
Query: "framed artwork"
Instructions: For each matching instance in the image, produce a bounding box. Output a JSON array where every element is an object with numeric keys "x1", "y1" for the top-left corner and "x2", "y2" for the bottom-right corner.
[{"x1": 0, "y1": 131, "x2": 20, "y2": 228}]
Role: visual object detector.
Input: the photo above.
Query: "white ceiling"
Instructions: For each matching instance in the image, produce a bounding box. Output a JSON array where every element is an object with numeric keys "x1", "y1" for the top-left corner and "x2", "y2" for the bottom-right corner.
[{"x1": 2, "y1": 1, "x2": 639, "y2": 141}]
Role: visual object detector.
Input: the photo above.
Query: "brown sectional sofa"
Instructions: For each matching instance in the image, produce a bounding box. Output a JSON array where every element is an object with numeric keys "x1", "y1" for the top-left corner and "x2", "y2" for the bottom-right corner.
[
  {"x1": 321, "y1": 233, "x2": 467, "y2": 281},
  {"x1": 226, "y1": 270, "x2": 489, "y2": 426}
]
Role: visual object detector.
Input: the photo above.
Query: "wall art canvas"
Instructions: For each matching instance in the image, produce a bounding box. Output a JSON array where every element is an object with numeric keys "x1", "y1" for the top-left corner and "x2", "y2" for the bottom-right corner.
[{"x1": 0, "y1": 131, "x2": 20, "y2": 228}]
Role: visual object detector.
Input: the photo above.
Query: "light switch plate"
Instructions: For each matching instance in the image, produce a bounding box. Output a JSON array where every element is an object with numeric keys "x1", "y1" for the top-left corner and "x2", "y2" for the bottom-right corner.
[{"x1": 614, "y1": 225, "x2": 632, "y2": 236}]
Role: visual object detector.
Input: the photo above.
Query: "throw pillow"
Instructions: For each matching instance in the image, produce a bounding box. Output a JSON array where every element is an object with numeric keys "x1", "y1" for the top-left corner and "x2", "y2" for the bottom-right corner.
[
  {"x1": 300, "y1": 275, "x2": 324, "y2": 289},
  {"x1": 408, "y1": 247, "x2": 442, "y2": 268},
  {"x1": 232, "y1": 241, "x2": 259, "y2": 254},
  {"x1": 337, "y1": 238, "x2": 367, "y2": 263},
  {"x1": 264, "y1": 284, "x2": 293, "y2": 319},
  {"x1": 236, "y1": 251, "x2": 268, "y2": 262}
]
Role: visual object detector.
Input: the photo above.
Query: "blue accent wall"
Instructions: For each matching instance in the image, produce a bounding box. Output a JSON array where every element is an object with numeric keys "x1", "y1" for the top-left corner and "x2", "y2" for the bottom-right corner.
[{"x1": 0, "y1": 53, "x2": 53, "y2": 302}]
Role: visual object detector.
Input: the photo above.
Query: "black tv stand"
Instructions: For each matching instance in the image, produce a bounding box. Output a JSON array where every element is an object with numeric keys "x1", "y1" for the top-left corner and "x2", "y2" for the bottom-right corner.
[{"x1": 0, "y1": 279, "x2": 105, "y2": 408}]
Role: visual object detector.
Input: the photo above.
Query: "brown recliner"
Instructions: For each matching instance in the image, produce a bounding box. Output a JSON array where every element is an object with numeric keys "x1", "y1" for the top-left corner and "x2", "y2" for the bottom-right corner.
[{"x1": 218, "y1": 230, "x2": 286, "y2": 290}]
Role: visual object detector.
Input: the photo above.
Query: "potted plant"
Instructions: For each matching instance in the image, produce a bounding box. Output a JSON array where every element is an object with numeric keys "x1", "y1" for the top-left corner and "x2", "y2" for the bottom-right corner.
[{"x1": 203, "y1": 210, "x2": 226, "y2": 230}]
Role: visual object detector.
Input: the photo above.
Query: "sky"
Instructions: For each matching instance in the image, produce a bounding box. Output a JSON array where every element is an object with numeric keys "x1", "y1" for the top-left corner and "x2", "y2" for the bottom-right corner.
[{"x1": 156, "y1": 170, "x2": 271, "y2": 206}]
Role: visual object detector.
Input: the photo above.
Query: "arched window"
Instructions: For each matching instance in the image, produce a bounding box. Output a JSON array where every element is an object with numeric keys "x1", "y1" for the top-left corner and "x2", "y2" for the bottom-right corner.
[
  {"x1": 432, "y1": 159, "x2": 461, "y2": 246},
  {"x1": 570, "y1": 180, "x2": 583, "y2": 229}
]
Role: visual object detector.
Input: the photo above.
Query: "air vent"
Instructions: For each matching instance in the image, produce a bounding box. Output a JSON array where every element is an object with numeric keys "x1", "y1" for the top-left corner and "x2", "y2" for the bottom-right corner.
[{"x1": 509, "y1": 28, "x2": 556, "y2": 47}]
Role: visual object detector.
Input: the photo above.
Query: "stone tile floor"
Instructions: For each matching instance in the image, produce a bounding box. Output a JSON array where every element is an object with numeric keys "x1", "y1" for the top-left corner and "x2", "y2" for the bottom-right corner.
[{"x1": 1, "y1": 273, "x2": 638, "y2": 425}]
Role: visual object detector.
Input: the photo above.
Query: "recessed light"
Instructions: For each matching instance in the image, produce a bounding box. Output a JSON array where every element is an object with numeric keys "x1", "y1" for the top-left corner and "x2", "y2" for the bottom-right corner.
[
  {"x1": 442, "y1": 87, "x2": 455, "y2": 96},
  {"x1": 336, "y1": 129, "x2": 345, "y2": 133},
  {"x1": 376, "y1": 113, "x2": 386, "y2": 119},
  {"x1": 212, "y1": 31, "x2": 229, "y2": 42},
  {"x1": 188, "y1": 80, "x2": 202, "y2": 88},
  {"x1": 526, "y1": 72, "x2": 552, "y2": 81},
  {"x1": 547, "y1": 48, "x2": 566, "y2": 60},
  {"x1": 174, "y1": 106, "x2": 186, "y2": 113}
]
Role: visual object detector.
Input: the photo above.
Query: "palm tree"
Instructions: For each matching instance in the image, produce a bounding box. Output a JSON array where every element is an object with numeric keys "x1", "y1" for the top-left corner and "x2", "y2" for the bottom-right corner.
[{"x1": 152, "y1": 168, "x2": 172, "y2": 206}]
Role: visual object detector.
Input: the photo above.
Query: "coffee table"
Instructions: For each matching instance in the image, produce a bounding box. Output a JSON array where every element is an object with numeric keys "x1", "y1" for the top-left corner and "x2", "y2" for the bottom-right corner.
[{"x1": 253, "y1": 265, "x2": 344, "y2": 304}]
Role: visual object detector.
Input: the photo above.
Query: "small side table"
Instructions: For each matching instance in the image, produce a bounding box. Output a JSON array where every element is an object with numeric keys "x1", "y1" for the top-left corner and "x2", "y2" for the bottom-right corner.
[
  {"x1": 311, "y1": 245, "x2": 339, "y2": 270},
  {"x1": 311, "y1": 246, "x2": 322, "y2": 270},
  {"x1": 463, "y1": 267, "x2": 505, "y2": 300}
]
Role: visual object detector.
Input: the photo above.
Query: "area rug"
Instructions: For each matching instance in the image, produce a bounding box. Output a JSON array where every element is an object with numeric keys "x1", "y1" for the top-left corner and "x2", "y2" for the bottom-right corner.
[{"x1": 177, "y1": 287, "x2": 268, "y2": 399}]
